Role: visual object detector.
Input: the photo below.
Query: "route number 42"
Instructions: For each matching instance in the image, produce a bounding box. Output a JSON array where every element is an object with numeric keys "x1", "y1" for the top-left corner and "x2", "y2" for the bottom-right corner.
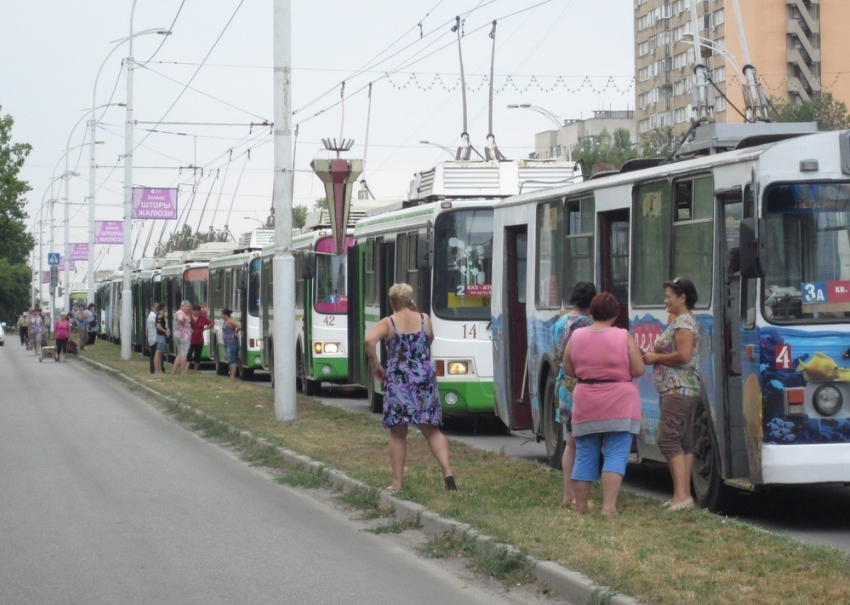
[{"x1": 323, "y1": 316, "x2": 335, "y2": 326}]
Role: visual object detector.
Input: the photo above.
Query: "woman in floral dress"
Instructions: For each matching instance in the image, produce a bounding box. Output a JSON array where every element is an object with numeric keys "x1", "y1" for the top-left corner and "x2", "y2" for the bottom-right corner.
[{"x1": 365, "y1": 283, "x2": 457, "y2": 493}]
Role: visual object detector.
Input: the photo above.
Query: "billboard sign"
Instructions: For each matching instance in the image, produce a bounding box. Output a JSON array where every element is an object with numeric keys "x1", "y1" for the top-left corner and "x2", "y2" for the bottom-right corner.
[
  {"x1": 57, "y1": 258, "x2": 76, "y2": 271},
  {"x1": 42, "y1": 271, "x2": 50, "y2": 284},
  {"x1": 132, "y1": 187, "x2": 178, "y2": 219},
  {"x1": 96, "y1": 221, "x2": 124, "y2": 244},
  {"x1": 70, "y1": 243, "x2": 89, "y2": 261}
]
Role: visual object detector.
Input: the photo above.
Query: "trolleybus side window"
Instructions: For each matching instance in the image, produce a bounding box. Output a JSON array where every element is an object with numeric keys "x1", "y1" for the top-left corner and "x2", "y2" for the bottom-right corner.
[
  {"x1": 742, "y1": 185, "x2": 756, "y2": 329},
  {"x1": 295, "y1": 255, "x2": 305, "y2": 307},
  {"x1": 364, "y1": 239, "x2": 376, "y2": 305},
  {"x1": 672, "y1": 175, "x2": 713, "y2": 308},
  {"x1": 433, "y1": 208, "x2": 493, "y2": 320},
  {"x1": 564, "y1": 196, "x2": 595, "y2": 300},
  {"x1": 762, "y1": 181, "x2": 850, "y2": 323},
  {"x1": 633, "y1": 180, "x2": 671, "y2": 306},
  {"x1": 536, "y1": 200, "x2": 563, "y2": 309},
  {"x1": 249, "y1": 259, "x2": 260, "y2": 317},
  {"x1": 394, "y1": 232, "x2": 419, "y2": 300}
]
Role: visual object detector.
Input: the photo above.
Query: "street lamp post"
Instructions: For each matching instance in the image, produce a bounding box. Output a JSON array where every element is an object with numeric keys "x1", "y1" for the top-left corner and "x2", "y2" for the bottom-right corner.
[
  {"x1": 121, "y1": 2, "x2": 172, "y2": 360},
  {"x1": 507, "y1": 104, "x2": 573, "y2": 162},
  {"x1": 91, "y1": 27, "x2": 170, "y2": 312}
]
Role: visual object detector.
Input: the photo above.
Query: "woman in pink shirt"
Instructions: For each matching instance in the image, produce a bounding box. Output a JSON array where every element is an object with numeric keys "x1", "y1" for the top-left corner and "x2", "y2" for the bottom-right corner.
[
  {"x1": 54, "y1": 312, "x2": 71, "y2": 362},
  {"x1": 563, "y1": 293, "x2": 645, "y2": 515}
]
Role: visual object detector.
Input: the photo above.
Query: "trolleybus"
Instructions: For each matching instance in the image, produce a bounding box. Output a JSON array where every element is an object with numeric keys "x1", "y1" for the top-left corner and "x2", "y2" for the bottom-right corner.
[
  {"x1": 490, "y1": 122, "x2": 850, "y2": 510},
  {"x1": 349, "y1": 159, "x2": 579, "y2": 414}
]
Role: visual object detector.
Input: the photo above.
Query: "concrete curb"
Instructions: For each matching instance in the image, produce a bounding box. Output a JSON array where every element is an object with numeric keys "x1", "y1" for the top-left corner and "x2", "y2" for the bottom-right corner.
[{"x1": 79, "y1": 355, "x2": 642, "y2": 605}]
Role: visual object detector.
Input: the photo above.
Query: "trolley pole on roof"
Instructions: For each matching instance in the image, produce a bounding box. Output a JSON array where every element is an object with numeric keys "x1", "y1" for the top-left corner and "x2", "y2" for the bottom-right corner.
[{"x1": 273, "y1": 0, "x2": 297, "y2": 421}]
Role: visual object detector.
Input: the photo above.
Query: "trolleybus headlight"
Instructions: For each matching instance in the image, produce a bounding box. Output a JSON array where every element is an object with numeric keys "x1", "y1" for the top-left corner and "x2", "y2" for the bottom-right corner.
[
  {"x1": 321, "y1": 365, "x2": 332, "y2": 375},
  {"x1": 813, "y1": 384, "x2": 843, "y2": 416},
  {"x1": 445, "y1": 392, "x2": 459, "y2": 406},
  {"x1": 323, "y1": 342, "x2": 340, "y2": 354},
  {"x1": 256, "y1": 338, "x2": 263, "y2": 349},
  {"x1": 314, "y1": 342, "x2": 323, "y2": 354},
  {"x1": 447, "y1": 361, "x2": 468, "y2": 375}
]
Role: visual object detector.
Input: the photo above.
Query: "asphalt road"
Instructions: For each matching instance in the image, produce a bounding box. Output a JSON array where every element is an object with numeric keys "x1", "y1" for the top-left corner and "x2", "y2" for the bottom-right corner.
[{"x1": 0, "y1": 342, "x2": 554, "y2": 605}]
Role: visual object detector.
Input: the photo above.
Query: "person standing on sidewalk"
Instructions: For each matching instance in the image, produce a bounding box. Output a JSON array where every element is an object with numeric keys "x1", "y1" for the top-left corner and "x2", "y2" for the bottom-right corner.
[
  {"x1": 147, "y1": 302, "x2": 163, "y2": 376},
  {"x1": 188, "y1": 305, "x2": 212, "y2": 374},
  {"x1": 171, "y1": 301, "x2": 192, "y2": 375},
  {"x1": 364, "y1": 283, "x2": 457, "y2": 493},
  {"x1": 29, "y1": 309, "x2": 44, "y2": 356},
  {"x1": 54, "y1": 313, "x2": 71, "y2": 362},
  {"x1": 84, "y1": 304, "x2": 98, "y2": 347},
  {"x1": 220, "y1": 308, "x2": 241, "y2": 380},
  {"x1": 74, "y1": 305, "x2": 87, "y2": 350},
  {"x1": 16, "y1": 311, "x2": 29, "y2": 346},
  {"x1": 154, "y1": 303, "x2": 169, "y2": 377}
]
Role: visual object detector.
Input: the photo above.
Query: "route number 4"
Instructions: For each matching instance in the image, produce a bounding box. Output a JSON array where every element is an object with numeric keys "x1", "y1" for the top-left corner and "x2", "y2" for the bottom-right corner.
[{"x1": 775, "y1": 345, "x2": 792, "y2": 370}]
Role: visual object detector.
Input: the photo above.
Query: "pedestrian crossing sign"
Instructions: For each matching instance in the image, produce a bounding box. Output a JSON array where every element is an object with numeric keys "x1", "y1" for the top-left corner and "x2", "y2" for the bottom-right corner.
[{"x1": 48, "y1": 253, "x2": 60, "y2": 266}]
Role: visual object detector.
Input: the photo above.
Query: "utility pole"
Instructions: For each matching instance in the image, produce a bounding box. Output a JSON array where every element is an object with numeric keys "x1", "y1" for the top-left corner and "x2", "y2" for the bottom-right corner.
[
  {"x1": 121, "y1": 1, "x2": 138, "y2": 361},
  {"x1": 273, "y1": 0, "x2": 296, "y2": 420}
]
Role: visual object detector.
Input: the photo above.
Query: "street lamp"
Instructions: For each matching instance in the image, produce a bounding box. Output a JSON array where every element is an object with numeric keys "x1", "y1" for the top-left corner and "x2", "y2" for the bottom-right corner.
[
  {"x1": 91, "y1": 27, "x2": 170, "y2": 314},
  {"x1": 244, "y1": 216, "x2": 267, "y2": 228},
  {"x1": 507, "y1": 104, "x2": 573, "y2": 162},
  {"x1": 419, "y1": 140, "x2": 456, "y2": 159},
  {"x1": 122, "y1": 1, "x2": 173, "y2": 360},
  {"x1": 63, "y1": 109, "x2": 114, "y2": 312}
]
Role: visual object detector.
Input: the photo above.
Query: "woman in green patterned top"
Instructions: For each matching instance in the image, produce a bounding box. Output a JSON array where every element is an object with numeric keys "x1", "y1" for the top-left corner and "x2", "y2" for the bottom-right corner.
[{"x1": 642, "y1": 277, "x2": 701, "y2": 510}]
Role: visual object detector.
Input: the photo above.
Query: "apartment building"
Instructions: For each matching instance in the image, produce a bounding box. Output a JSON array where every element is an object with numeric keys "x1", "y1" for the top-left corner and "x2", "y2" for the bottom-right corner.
[
  {"x1": 635, "y1": 0, "x2": 850, "y2": 140},
  {"x1": 532, "y1": 110, "x2": 637, "y2": 160}
]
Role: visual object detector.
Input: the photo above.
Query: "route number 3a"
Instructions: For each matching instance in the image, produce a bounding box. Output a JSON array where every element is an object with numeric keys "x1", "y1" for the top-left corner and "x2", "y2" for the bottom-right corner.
[
  {"x1": 323, "y1": 316, "x2": 335, "y2": 326},
  {"x1": 775, "y1": 345, "x2": 792, "y2": 370}
]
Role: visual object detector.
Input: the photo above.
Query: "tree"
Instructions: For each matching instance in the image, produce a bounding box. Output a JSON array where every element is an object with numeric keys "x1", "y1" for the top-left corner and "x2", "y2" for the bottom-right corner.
[
  {"x1": 314, "y1": 196, "x2": 328, "y2": 210},
  {"x1": 770, "y1": 92, "x2": 850, "y2": 131},
  {"x1": 293, "y1": 204, "x2": 308, "y2": 229},
  {"x1": 640, "y1": 125, "x2": 677, "y2": 158},
  {"x1": 0, "y1": 107, "x2": 36, "y2": 321},
  {"x1": 572, "y1": 128, "x2": 637, "y2": 176}
]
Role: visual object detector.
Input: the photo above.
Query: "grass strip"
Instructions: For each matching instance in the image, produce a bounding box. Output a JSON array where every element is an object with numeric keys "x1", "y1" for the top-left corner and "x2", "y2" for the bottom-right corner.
[{"x1": 81, "y1": 343, "x2": 850, "y2": 604}]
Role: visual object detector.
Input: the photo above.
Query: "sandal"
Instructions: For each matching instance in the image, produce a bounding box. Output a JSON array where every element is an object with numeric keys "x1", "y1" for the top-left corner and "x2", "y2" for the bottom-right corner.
[
  {"x1": 444, "y1": 475, "x2": 458, "y2": 491},
  {"x1": 385, "y1": 485, "x2": 402, "y2": 493}
]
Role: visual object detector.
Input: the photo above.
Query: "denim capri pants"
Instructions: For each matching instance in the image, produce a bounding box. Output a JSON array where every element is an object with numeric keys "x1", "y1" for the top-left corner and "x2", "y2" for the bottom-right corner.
[{"x1": 571, "y1": 431, "x2": 633, "y2": 481}]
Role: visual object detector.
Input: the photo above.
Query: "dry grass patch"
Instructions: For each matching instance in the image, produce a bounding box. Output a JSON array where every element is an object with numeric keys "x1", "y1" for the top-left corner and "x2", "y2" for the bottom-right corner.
[{"x1": 81, "y1": 343, "x2": 850, "y2": 605}]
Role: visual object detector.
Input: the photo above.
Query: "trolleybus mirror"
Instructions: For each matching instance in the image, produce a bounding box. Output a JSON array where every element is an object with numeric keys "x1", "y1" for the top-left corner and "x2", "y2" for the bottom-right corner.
[
  {"x1": 739, "y1": 217, "x2": 764, "y2": 278},
  {"x1": 302, "y1": 253, "x2": 315, "y2": 280},
  {"x1": 417, "y1": 237, "x2": 431, "y2": 269}
]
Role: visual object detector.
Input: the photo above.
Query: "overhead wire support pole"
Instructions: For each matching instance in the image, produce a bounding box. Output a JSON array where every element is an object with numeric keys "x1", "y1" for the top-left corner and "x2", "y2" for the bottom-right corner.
[
  {"x1": 273, "y1": 0, "x2": 296, "y2": 421},
  {"x1": 121, "y1": 0, "x2": 138, "y2": 361}
]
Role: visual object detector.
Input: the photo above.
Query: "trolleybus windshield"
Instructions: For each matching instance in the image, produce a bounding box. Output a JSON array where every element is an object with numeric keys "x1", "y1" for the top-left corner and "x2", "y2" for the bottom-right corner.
[
  {"x1": 314, "y1": 236, "x2": 352, "y2": 314},
  {"x1": 763, "y1": 181, "x2": 850, "y2": 323},
  {"x1": 433, "y1": 208, "x2": 493, "y2": 320}
]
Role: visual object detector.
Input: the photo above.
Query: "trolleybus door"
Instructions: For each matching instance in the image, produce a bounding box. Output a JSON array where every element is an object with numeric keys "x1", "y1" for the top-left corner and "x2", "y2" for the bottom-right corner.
[
  {"x1": 721, "y1": 197, "x2": 748, "y2": 478},
  {"x1": 504, "y1": 226, "x2": 531, "y2": 429},
  {"x1": 599, "y1": 210, "x2": 630, "y2": 329}
]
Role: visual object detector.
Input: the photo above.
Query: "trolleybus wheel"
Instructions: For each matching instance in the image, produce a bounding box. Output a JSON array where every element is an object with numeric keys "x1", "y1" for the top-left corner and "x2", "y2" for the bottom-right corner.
[
  {"x1": 691, "y1": 398, "x2": 728, "y2": 512},
  {"x1": 297, "y1": 348, "x2": 320, "y2": 395},
  {"x1": 542, "y1": 371, "x2": 565, "y2": 470},
  {"x1": 213, "y1": 340, "x2": 228, "y2": 376},
  {"x1": 366, "y1": 359, "x2": 383, "y2": 414}
]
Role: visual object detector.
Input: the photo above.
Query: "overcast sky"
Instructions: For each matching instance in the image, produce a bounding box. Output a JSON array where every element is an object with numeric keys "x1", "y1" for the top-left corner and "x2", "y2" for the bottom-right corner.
[{"x1": 0, "y1": 0, "x2": 633, "y2": 279}]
